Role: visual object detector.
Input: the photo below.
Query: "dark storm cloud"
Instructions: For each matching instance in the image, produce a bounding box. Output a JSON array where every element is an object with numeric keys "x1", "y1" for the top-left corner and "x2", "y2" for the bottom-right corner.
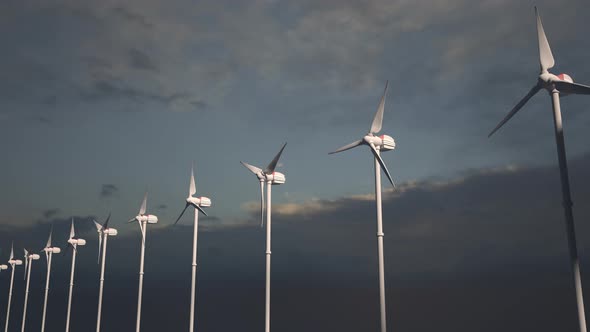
[
  {"x1": 79, "y1": 80, "x2": 191, "y2": 106},
  {"x1": 100, "y1": 184, "x2": 119, "y2": 199},
  {"x1": 42, "y1": 208, "x2": 61, "y2": 219},
  {"x1": 3, "y1": 157, "x2": 590, "y2": 331},
  {"x1": 128, "y1": 48, "x2": 158, "y2": 72},
  {"x1": 110, "y1": 6, "x2": 152, "y2": 28}
]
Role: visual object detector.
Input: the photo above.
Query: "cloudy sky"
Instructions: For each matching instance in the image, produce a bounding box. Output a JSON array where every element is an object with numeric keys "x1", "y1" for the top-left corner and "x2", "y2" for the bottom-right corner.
[{"x1": 1, "y1": 0, "x2": 590, "y2": 331}]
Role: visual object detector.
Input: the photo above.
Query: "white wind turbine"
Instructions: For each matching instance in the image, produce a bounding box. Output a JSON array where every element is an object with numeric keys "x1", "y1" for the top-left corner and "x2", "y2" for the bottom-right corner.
[
  {"x1": 41, "y1": 226, "x2": 61, "y2": 332},
  {"x1": 93, "y1": 214, "x2": 118, "y2": 332},
  {"x1": 65, "y1": 219, "x2": 87, "y2": 332},
  {"x1": 240, "y1": 143, "x2": 287, "y2": 332},
  {"x1": 488, "y1": 7, "x2": 590, "y2": 332},
  {"x1": 128, "y1": 192, "x2": 158, "y2": 332},
  {"x1": 329, "y1": 81, "x2": 396, "y2": 332},
  {"x1": 174, "y1": 165, "x2": 211, "y2": 332},
  {"x1": 4, "y1": 243, "x2": 22, "y2": 332},
  {"x1": 21, "y1": 248, "x2": 40, "y2": 332}
]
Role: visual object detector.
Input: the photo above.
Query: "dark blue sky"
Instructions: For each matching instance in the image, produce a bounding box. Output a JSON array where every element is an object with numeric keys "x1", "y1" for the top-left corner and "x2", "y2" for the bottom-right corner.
[{"x1": 1, "y1": 0, "x2": 590, "y2": 331}]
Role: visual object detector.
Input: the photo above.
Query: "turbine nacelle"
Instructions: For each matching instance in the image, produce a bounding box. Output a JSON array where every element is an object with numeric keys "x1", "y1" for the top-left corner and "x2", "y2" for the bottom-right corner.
[
  {"x1": 9, "y1": 259, "x2": 23, "y2": 266},
  {"x1": 68, "y1": 238, "x2": 86, "y2": 246},
  {"x1": 187, "y1": 196, "x2": 211, "y2": 208},
  {"x1": 135, "y1": 214, "x2": 159, "y2": 224},
  {"x1": 104, "y1": 228, "x2": 118, "y2": 236},
  {"x1": 364, "y1": 134, "x2": 396, "y2": 151},
  {"x1": 43, "y1": 247, "x2": 61, "y2": 254},
  {"x1": 0, "y1": 265, "x2": 7, "y2": 270},
  {"x1": 28, "y1": 254, "x2": 40, "y2": 260},
  {"x1": 266, "y1": 172, "x2": 286, "y2": 185}
]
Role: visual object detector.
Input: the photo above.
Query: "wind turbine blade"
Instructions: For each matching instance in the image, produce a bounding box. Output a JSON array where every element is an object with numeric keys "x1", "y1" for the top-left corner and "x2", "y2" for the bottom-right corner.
[
  {"x1": 370, "y1": 80, "x2": 389, "y2": 134},
  {"x1": 488, "y1": 84, "x2": 541, "y2": 137},
  {"x1": 240, "y1": 161, "x2": 262, "y2": 175},
  {"x1": 24, "y1": 250, "x2": 28, "y2": 279},
  {"x1": 195, "y1": 204, "x2": 208, "y2": 217},
  {"x1": 103, "y1": 213, "x2": 111, "y2": 229},
  {"x1": 137, "y1": 220, "x2": 146, "y2": 247},
  {"x1": 97, "y1": 234, "x2": 102, "y2": 264},
  {"x1": 264, "y1": 142, "x2": 287, "y2": 174},
  {"x1": 329, "y1": 140, "x2": 363, "y2": 155},
  {"x1": 554, "y1": 81, "x2": 590, "y2": 95},
  {"x1": 127, "y1": 218, "x2": 137, "y2": 223},
  {"x1": 139, "y1": 192, "x2": 148, "y2": 215},
  {"x1": 174, "y1": 203, "x2": 190, "y2": 225},
  {"x1": 46, "y1": 225, "x2": 53, "y2": 248},
  {"x1": 369, "y1": 144, "x2": 396, "y2": 188},
  {"x1": 93, "y1": 220, "x2": 103, "y2": 231},
  {"x1": 70, "y1": 219, "x2": 75, "y2": 240},
  {"x1": 260, "y1": 181, "x2": 265, "y2": 228},
  {"x1": 10, "y1": 242, "x2": 14, "y2": 260},
  {"x1": 535, "y1": 7, "x2": 555, "y2": 72},
  {"x1": 190, "y1": 164, "x2": 196, "y2": 196}
]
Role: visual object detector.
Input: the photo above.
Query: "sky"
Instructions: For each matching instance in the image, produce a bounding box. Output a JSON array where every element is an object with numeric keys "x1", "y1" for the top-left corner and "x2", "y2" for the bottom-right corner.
[{"x1": 1, "y1": 0, "x2": 590, "y2": 331}]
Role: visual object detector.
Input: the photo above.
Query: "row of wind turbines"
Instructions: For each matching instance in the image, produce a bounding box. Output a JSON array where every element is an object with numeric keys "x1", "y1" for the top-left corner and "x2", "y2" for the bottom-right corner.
[{"x1": 2, "y1": 7, "x2": 590, "y2": 332}]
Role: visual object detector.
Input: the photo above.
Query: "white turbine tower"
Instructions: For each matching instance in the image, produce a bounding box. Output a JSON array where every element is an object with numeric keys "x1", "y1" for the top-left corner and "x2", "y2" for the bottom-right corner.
[
  {"x1": 41, "y1": 226, "x2": 61, "y2": 332},
  {"x1": 240, "y1": 143, "x2": 287, "y2": 332},
  {"x1": 174, "y1": 165, "x2": 211, "y2": 332},
  {"x1": 4, "y1": 243, "x2": 23, "y2": 332},
  {"x1": 94, "y1": 214, "x2": 118, "y2": 332},
  {"x1": 21, "y1": 249, "x2": 40, "y2": 332},
  {"x1": 330, "y1": 81, "x2": 395, "y2": 332},
  {"x1": 488, "y1": 7, "x2": 590, "y2": 332},
  {"x1": 65, "y1": 219, "x2": 86, "y2": 332},
  {"x1": 128, "y1": 192, "x2": 158, "y2": 332}
]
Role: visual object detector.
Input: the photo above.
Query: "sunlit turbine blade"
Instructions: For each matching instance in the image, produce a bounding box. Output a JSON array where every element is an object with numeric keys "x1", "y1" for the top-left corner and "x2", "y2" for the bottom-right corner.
[
  {"x1": 97, "y1": 234, "x2": 102, "y2": 264},
  {"x1": 264, "y1": 142, "x2": 287, "y2": 174},
  {"x1": 260, "y1": 181, "x2": 265, "y2": 228},
  {"x1": 128, "y1": 217, "x2": 137, "y2": 223},
  {"x1": 554, "y1": 81, "x2": 590, "y2": 95},
  {"x1": 46, "y1": 225, "x2": 53, "y2": 248},
  {"x1": 240, "y1": 161, "x2": 262, "y2": 175},
  {"x1": 70, "y1": 219, "x2": 75, "y2": 240},
  {"x1": 370, "y1": 81, "x2": 389, "y2": 134},
  {"x1": 190, "y1": 164, "x2": 196, "y2": 196},
  {"x1": 137, "y1": 220, "x2": 146, "y2": 247},
  {"x1": 369, "y1": 144, "x2": 396, "y2": 188},
  {"x1": 195, "y1": 204, "x2": 208, "y2": 217},
  {"x1": 535, "y1": 7, "x2": 555, "y2": 72},
  {"x1": 329, "y1": 140, "x2": 363, "y2": 155},
  {"x1": 10, "y1": 242, "x2": 14, "y2": 260},
  {"x1": 139, "y1": 191, "x2": 148, "y2": 215},
  {"x1": 174, "y1": 203, "x2": 190, "y2": 225},
  {"x1": 488, "y1": 84, "x2": 541, "y2": 137},
  {"x1": 93, "y1": 220, "x2": 102, "y2": 231}
]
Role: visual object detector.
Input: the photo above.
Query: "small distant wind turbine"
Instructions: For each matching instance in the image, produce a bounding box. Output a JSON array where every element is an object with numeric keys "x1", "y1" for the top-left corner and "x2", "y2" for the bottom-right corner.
[
  {"x1": 488, "y1": 8, "x2": 590, "y2": 332},
  {"x1": 94, "y1": 214, "x2": 118, "y2": 332},
  {"x1": 174, "y1": 165, "x2": 211, "y2": 332},
  {"x1": 41, "y1": 226, "x2": 61, "y2": 332},
  {"x1": 4, "y1": 243, "x2": 22, "y2": 332},
  {"x1": 330, "y1": 81, "x2": 395, "y2": 332},
  {"x1": 21, "y1": 249, "x2": 40, "y2": 332},
  {"x1": 65, "y1": 219, "x2": 86, "y2": 332},
  {"x1": 240, "y1": 143, "x2": 287, "y2": 332},
  {"x1": 128, "y1": 192, "x2": 158, "y2": 332}
]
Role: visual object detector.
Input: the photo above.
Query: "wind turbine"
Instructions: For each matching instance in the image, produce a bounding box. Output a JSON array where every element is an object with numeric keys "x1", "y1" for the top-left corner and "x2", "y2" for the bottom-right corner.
[
  {"x1": 174, "y1": 165, "x2": 210, "y2": 332},
  {"x1": 128, "y1": 192, "x2": 158, "y2": 332},
  {"x1": 329, "y1": 81, "x2": 395, "y2": 332},
  {"x1": 4, "y1": 243, "x2": 22, "y2": 332},
  {"x1": 240, "y1": 143, "x2": 287, "y2": 332},
  {"x1": 21, "y1": 249, "x2": 40, "y2": 332},
  {"x1": 488, "y1": 7, "x2": 590, "y2": 332},
  {"x1": 65, "y1": 219, "x2": 86, "y2": 332},
  {"x1": 41, "y1": 226, "x2": 61, "y2": 332},
  {"x1": 94, "y1": 214, "x2": 118, "y2": 332}
]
